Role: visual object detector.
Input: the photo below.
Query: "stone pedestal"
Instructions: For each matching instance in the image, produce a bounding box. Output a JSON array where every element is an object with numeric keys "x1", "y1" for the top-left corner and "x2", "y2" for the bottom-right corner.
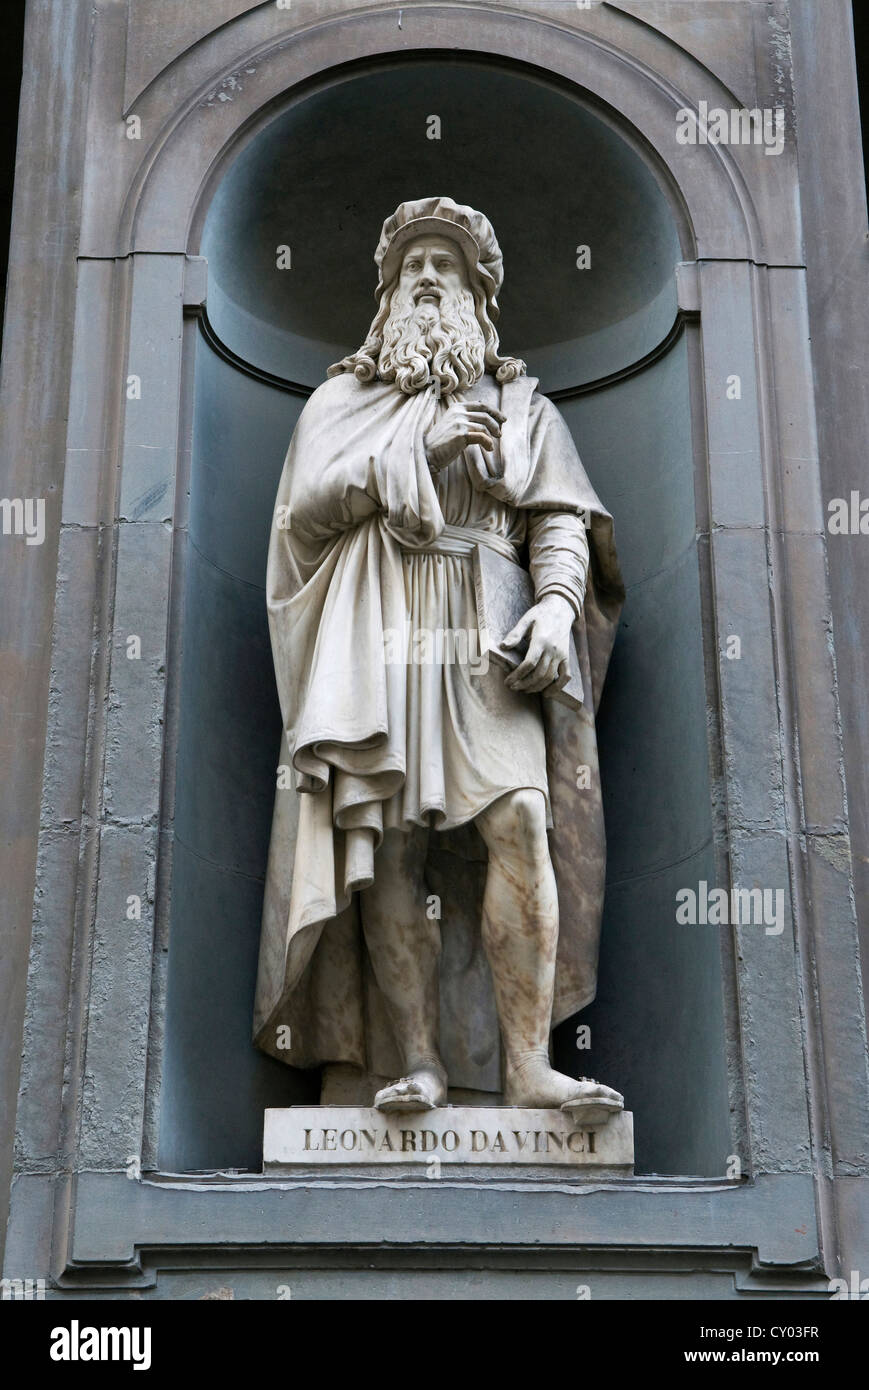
[{"x1": 263, "y1": 1106, "x2": 634, "y2": 1174}]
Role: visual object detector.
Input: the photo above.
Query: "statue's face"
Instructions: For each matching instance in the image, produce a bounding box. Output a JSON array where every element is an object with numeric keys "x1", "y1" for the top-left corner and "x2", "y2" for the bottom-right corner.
[
  {"x1": 379, "y1": 233, "x2": 485, "y2": 394},
  {"x1": 397, "y1": 235, "x2": 470, "y2": 314}
]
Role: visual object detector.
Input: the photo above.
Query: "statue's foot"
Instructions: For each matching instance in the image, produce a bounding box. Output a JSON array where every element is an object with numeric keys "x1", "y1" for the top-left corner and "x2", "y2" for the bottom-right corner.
[
  {"x1": 374, "y1": 1060, "x2": 448, "y2": 1113},
  {"x1": 504, "y1": 1052, "x2": 623, "y2": 1126}
]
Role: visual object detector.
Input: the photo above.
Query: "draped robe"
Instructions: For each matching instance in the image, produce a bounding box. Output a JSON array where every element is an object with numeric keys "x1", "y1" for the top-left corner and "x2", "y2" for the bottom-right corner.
[{"x1": 253, "y1": 368, "x2": 624, "y2": 1091}]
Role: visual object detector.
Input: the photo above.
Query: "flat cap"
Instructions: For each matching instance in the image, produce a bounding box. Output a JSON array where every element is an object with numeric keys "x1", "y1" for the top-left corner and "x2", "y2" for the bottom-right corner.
[{"x1": 375, "y1": 196, "x2": 504, "y2": 319}]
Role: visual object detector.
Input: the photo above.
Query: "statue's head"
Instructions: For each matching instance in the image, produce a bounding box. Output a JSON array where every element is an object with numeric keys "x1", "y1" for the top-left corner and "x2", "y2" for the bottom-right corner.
[{"x1": 329, "y1": 197, "x2": 526, "y2": 395}]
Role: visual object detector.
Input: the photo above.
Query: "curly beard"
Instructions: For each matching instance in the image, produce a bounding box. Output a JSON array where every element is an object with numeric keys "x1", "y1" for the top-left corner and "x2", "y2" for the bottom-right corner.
[
  {"x1": 376, "y1": 286, "x2": 487, "y2": 396},
  {"x1": 327, "y1": 280, "x2": 526, "y2": 389}
]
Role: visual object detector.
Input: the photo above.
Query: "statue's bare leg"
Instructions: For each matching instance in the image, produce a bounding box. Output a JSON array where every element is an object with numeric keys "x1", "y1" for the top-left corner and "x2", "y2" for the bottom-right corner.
[
  {"x1": 475, "y1": 789, "x2": 623, "y2": 1120},
  {"x1": 360, "y1": 825, "x2": 448, "y2": 1112}
]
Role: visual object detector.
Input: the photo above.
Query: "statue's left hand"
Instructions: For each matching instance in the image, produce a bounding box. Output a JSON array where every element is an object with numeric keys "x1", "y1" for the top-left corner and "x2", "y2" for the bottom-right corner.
[{"x1": 503, "y1": 594, "x2": 575, "y2": 694}]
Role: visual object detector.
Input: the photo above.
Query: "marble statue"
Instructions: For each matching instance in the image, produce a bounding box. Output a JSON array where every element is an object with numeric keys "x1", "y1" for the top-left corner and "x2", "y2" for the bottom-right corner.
[{"x1": 254, "y1": 198, "x2": 626, "y2": 1126}]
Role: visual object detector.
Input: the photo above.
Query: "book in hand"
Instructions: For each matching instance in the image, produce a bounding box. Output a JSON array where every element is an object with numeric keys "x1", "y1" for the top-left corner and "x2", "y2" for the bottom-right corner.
[{"x1": 472, "y1": 542, "x2": 584, "y2": 711}]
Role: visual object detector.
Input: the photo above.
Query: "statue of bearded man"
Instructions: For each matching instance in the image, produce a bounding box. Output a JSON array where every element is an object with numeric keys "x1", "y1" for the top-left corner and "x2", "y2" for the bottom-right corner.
[{"x1": 254, "y1": 198, "x2": 626, "y2": 1124}]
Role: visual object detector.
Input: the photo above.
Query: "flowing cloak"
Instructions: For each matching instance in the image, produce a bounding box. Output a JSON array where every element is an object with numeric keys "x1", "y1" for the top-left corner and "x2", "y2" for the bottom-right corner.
[{"x1": 253, "y1": 369, "x2": 624, "y2": 1090}]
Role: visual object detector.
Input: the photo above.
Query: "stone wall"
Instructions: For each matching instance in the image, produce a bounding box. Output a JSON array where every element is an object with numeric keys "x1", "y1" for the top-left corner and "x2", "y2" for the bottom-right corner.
[{"x1": 1, "y1": 0, "x2": 867, "y2": 1298}]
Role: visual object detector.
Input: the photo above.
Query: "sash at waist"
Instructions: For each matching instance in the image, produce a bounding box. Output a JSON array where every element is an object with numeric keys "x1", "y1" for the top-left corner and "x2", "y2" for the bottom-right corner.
[{"x1": 401, "y1": 523, "x2": 521, "y2": 564}]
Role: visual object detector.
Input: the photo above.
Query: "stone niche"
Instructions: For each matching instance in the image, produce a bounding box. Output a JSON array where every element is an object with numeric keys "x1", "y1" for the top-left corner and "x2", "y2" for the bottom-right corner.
[{"x1": 158, "y1": 56, "x2": 730, "y2": 1179}]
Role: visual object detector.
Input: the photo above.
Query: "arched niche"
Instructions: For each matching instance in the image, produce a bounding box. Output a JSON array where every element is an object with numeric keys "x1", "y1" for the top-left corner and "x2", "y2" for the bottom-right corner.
[
  {"x1": 200, "y1": 59, "x2": 682, "y2": 393},
  {"x1": 158, "y1": 54, "x2": 731, "y2": 1177}
]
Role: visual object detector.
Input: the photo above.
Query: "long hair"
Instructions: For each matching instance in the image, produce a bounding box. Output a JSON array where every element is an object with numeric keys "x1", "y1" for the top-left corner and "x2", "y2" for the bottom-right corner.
[{"x1": 328, "y1": 278, "x2": 526, "y2": 388}]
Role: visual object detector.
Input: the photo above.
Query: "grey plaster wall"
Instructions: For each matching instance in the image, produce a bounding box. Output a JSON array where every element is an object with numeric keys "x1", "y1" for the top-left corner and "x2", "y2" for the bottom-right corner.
[
  {"x1": 557, "y1": 339, "x2": 730, "y2": 1176},
  {"x1": 159, "y1": 356, "x2": 314, "y2": 1173},
  {"x1": 788, "y1": 0, "x2": 869, "y2": 1277},
  {"x1": 0, "y1": 0, "x2": 95, "y2": 1268}
]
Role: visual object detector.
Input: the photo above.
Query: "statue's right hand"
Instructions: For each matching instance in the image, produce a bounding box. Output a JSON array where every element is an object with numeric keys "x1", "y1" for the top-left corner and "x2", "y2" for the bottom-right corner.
[{"x1": 424, "y1": 403, "x2": 505, "y2": 473}]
